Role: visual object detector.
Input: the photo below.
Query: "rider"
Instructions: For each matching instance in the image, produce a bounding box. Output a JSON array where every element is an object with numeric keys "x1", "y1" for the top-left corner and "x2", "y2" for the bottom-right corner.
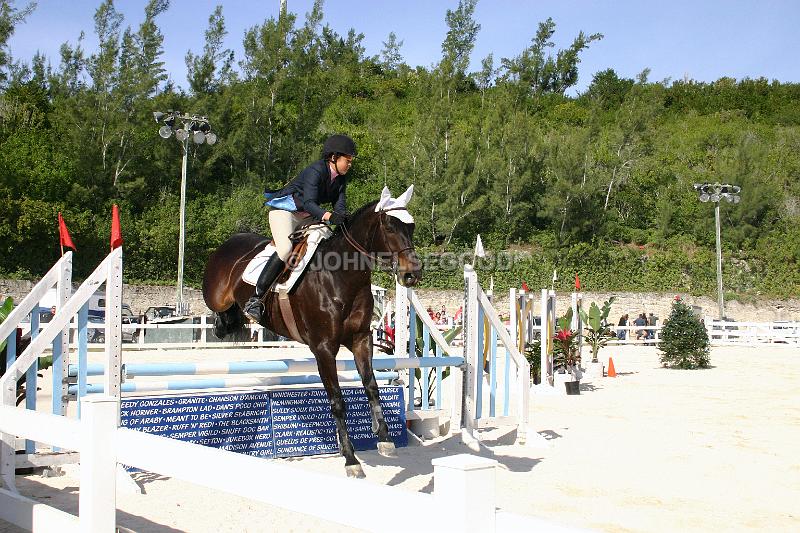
[{"x1": 243, "y1": 134, "x2": 356, "y2": 324}]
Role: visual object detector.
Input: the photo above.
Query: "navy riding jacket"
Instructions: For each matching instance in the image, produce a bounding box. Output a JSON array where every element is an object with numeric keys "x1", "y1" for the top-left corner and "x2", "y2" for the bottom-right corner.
[{"x1": 266, "y1": 159, "x2": 347, "y2": 221}]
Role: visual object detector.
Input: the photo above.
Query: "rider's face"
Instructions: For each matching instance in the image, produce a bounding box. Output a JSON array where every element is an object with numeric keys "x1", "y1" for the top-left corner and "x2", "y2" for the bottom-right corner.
[{"x1": 333, "y1": 155, "x2": 353, "y2": 175}]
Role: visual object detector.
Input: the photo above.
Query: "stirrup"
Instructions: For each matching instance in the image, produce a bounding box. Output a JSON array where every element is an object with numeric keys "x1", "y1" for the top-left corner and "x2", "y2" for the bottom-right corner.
[{"x1": 243, "y1": 298, "x2": 263, "y2": 324}]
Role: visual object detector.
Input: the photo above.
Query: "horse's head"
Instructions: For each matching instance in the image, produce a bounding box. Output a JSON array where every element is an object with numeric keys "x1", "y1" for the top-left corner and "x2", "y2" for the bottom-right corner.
[{"x1": 344, "y1": 185, "x2": 422, "y2": 287}]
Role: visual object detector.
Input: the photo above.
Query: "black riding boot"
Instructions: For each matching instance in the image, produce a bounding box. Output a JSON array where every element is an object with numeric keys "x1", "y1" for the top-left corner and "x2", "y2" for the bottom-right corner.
[{"x1": 243, "y1": 254, "x2": 286, "y2": 324}]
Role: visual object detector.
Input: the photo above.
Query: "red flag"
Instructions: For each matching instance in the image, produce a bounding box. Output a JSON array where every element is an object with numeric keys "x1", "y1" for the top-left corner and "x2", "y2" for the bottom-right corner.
[
  {"x1": 521, "y1": 280, "x2": 529, "y2": 292},
  {"x1": 58, "y1": 212, "x2": 76, "y2": 252},
  {"x1": 110, "y1": 204, "x2": 123, "y2": 250},
  {"x1": 575, "y1": 273, "x2": 581, "y2": 290}
]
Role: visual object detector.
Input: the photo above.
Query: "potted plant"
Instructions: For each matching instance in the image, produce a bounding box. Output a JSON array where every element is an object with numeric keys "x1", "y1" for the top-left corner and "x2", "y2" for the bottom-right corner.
[
  {"x1": 551, "y1": 318, "x2": 581, "y2": 394},
  {"x1": 579, "y1": 297, "x2": 615, "y2": 377},
  {"x1": 523, "y1": 338, "x2": 542, "y2": 385}
]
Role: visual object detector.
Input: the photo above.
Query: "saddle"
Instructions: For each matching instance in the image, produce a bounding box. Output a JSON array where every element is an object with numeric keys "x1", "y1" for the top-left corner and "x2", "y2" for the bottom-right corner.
[
  {"x1": 242, "y1": 224, "x2": 333, "y2": 343},
  {"x1": 242, "y1": 223, "x2": 333, "y2": 291}
]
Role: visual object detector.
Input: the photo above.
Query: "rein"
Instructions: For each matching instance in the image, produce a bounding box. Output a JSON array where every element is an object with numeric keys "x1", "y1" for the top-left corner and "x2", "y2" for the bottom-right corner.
[{"x1": 340, "y1": 207, "x2": 414, "y2": 267}]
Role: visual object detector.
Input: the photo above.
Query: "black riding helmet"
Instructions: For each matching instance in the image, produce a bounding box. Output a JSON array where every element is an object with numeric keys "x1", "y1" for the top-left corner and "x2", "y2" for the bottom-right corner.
[{"x1": 322, "y1": 134, "x2": 357, "y2": 158}]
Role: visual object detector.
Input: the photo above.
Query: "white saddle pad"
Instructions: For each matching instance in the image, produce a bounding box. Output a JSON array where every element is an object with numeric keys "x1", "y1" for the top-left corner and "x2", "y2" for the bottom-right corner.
[{"x1": 242, "y1": 225, "x2": 333, "y2": 292}]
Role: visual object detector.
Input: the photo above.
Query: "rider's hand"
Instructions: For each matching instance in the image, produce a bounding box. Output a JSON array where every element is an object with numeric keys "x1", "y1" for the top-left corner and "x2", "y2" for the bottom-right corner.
[{"x1": 329, "y1": 211, "x2": 347, "y2": 225}]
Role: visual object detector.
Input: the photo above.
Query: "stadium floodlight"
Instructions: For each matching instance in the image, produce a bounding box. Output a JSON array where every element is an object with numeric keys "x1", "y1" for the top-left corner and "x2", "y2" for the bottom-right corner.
[{"x1": 694, "y1": 181, "x2": 742, "y2": 320}]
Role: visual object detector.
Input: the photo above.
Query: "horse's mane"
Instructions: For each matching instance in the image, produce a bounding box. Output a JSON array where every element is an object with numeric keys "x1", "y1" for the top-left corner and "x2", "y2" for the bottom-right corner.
[{"x1": 330, "y1": 199, "x2": 380, "y2": 238}]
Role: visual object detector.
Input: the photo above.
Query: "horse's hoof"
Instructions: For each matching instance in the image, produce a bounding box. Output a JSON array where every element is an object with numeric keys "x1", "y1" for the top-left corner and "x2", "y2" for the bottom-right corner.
[
  {"x1": 345, "y1": 465, "x2": 365, "y2": 478},
  {"x1": 377, "y1": 442, "x2": 397, "y2": 458}
]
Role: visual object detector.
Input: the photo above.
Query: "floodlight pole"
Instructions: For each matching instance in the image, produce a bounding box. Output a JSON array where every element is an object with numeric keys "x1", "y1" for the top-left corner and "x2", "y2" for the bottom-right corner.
[
  {"x1": 154, "y1": 111, "x2": 217, "y2": 316},
  {"x1": 176, "y1": 134, "x2": 189, "y2": 315},
  {"x1": 714, "y1": 201, "x2": 724, "y2": 320},
  {"x1": 694, "y1": 181, "x2": 740, "y2": 321}
]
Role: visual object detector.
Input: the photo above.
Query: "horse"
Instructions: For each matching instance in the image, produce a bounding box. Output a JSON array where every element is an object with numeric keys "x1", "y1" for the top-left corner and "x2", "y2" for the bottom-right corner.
[{"x1": 202, "y1": 186, "x2": 421, "y2": 478}]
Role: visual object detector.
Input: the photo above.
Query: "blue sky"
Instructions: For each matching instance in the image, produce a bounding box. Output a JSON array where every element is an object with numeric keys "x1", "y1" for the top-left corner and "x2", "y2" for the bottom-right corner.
[{"x1": 8, "y1": 0, "x2": 800, "y2": 95}]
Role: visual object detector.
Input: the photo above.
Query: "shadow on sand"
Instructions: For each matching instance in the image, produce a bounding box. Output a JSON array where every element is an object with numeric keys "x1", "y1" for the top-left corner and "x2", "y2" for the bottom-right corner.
[
  {"x1": 355, "y1": 427, "x2": 552, "y2": 493},
  {"x1": 11, "y1": 475, "x2": 183, "y2": 533}
]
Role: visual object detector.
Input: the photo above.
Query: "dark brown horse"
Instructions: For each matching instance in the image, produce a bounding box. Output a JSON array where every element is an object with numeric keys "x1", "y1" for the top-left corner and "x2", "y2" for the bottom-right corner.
[{"x1": 202, "y1": 188, "x2": 421, "y2": 477}]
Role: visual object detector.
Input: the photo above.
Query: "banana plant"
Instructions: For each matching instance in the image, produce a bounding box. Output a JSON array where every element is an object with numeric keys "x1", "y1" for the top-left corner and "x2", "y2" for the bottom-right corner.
[
  {"x1": 579, "y1": 297, "x2": 616, "y2": 363},
  {"x1": 0, "y1": 297, "x2": 13, "y2": 353}
]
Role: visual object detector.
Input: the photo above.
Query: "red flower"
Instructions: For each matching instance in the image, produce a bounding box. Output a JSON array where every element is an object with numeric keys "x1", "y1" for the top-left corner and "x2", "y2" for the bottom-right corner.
[{"x1": 555, "y1": 329, "x2": 574, "y2": 342}]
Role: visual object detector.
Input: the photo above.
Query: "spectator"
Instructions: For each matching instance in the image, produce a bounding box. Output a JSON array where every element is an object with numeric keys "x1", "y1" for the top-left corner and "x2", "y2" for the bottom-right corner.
[
  {"x1": 634, "y1": 313, "x2": 648, "y2": 340},
  {"x1": 617, "y1": 314, "x2": 629, "y2": 340},
  {"x1": 647, "y1": 312, "x2": 658, "y2": 339}
]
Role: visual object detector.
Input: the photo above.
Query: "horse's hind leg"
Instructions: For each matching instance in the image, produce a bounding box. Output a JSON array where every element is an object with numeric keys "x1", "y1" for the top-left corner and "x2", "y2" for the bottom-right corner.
[
  {"x1": 314, "y1": 343, "x2": 364, "y2": 478},
  {"x1": 212, "y1": 305, "x2": 245, "y2": 339},
  {"x1": 350, "y1": 332, "x2": 396, "y2": 458}
]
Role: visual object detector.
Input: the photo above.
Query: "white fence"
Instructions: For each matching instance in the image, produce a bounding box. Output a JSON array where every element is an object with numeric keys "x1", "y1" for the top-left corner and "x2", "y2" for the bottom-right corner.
[
  {"x1": 703, "y1": 318, "x2": 799, "y2": 345},
  {"x1": 0, "y1": 251, "x2": 549, "y2": 532},
  {"x1": 0, "y1": 396, "x2": 546, "y2": 532}
]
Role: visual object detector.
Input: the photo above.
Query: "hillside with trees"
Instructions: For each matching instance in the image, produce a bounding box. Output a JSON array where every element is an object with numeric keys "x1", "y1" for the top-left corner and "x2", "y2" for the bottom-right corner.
[{"x1": 1, "y1": 0, "x2": 798, "y2": 298}]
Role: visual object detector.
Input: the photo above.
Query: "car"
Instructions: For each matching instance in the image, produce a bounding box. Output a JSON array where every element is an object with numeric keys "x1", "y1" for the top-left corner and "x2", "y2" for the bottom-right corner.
[
  {"x1": 142, "y1": 306, "x2": 177, "y2": 322},
  {"x1": 88, "y1": 308, "x2": 140, "y2": 344}
]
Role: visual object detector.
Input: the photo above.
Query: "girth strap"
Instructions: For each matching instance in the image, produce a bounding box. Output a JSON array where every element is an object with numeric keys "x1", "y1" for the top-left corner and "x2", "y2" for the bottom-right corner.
[{"x1": 277, "y1": 290, "x2": 303, "y2": 343}]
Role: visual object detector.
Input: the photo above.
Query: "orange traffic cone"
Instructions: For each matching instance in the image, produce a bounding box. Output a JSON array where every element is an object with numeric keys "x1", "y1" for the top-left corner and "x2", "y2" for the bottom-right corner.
[{"x1": 607, "y1": 357, "x2": 616, "y2": 377}]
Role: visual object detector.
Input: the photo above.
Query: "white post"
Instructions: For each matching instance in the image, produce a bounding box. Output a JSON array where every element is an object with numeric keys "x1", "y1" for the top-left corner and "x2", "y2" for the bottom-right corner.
[
  {"x1": 432, "y1": 454, "x2": 497, "y2": 532},
  {"x1": 79, "y1": 395, "x2": 118, "y2": 532},
  {"x1": 571, "y1": 292, "x2": 583, "y2": 355},
  {"x1": 55, "y1": 258, "x2": 72, "y2": 417},
  {"x1": 104, "y1": 248, "x2": 123, "y2": 400},
  {"x1": 508, "y1": 288, "x2": 518, "y2": 350},
  {"x1": 540, "y1": 289, "x2": 549, "y2": 386},
  {"x1": 462, "y1": 266, "x2": 479, "y2": 448},
  {"x1": 394, "y1": 281, "x2": 409, "y2": 358}
]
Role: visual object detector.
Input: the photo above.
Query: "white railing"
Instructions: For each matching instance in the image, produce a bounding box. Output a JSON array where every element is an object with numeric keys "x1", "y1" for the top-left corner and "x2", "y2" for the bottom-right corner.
[
  {"x1": 394, "y1": 281, "x2": 465, "y2": 427},
  {"x1": 463, "y1": 266, "x2": 530, "y2": 444},
  {"x1": 0, "y1": 396, "x2": 542, "y2": 533},
  {"x1": 704, "y1": 318, "x2": 800, "y2": 345},
  {"x1": 20, "y1": 310, "x2": 795, "y2": 358},
  {"x1": 1, "y1": 247, "x2": 123, "y2": 491}
]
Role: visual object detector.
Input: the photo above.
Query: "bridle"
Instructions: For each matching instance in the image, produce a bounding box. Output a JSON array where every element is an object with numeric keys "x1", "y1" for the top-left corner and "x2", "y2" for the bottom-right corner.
[{"x1": 340, "y1": 207, "x2": 415, "y2": 268}]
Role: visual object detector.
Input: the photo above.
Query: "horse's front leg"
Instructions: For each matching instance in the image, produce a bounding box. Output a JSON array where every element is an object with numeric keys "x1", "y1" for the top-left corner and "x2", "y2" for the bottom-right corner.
[
  {"x1": 350, "y1": 332, "x2": 397, "y2": 458},
  {"x1": 313, "y1": 344, "x2": 364, "y2": 478}
]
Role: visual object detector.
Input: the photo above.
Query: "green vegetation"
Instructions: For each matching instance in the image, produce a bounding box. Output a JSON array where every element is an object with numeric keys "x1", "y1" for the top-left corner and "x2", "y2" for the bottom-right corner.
[
  {"x1": 1, "y1": 1, "x2": 798, "y2": 299},
  {"x1": 579, "y1": 297, "x2": 615, "y2": 364},
  {"x1": 658, "y1": 298, "x2": 710, "y2": 369}
]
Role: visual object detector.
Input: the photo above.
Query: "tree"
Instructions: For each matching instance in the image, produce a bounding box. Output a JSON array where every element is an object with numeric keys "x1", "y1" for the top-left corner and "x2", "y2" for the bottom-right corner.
[
  {"x1": 500, "y1": 17, "x2": 602, "y2": 97},
  {"x1": 185, "y1": 5, "x2": 235, "y2": 95},
  {"x1": 658, "y1": 298, "x2": 710, "y2": 369},
  {"x1": 379, "y1": 31, "x2": 404, "y2": 72},
  {"x1": 440, "y1": 0, "x2": 480, "y2": 83},
  {"x1": 0, "y1": 0, "x2": 35, "y2": 87}
]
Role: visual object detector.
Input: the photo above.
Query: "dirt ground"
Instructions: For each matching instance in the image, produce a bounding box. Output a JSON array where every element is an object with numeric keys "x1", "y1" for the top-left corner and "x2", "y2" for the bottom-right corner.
[{"x1": 2, "y1": 344, "x2": 799, "y2": 532}]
